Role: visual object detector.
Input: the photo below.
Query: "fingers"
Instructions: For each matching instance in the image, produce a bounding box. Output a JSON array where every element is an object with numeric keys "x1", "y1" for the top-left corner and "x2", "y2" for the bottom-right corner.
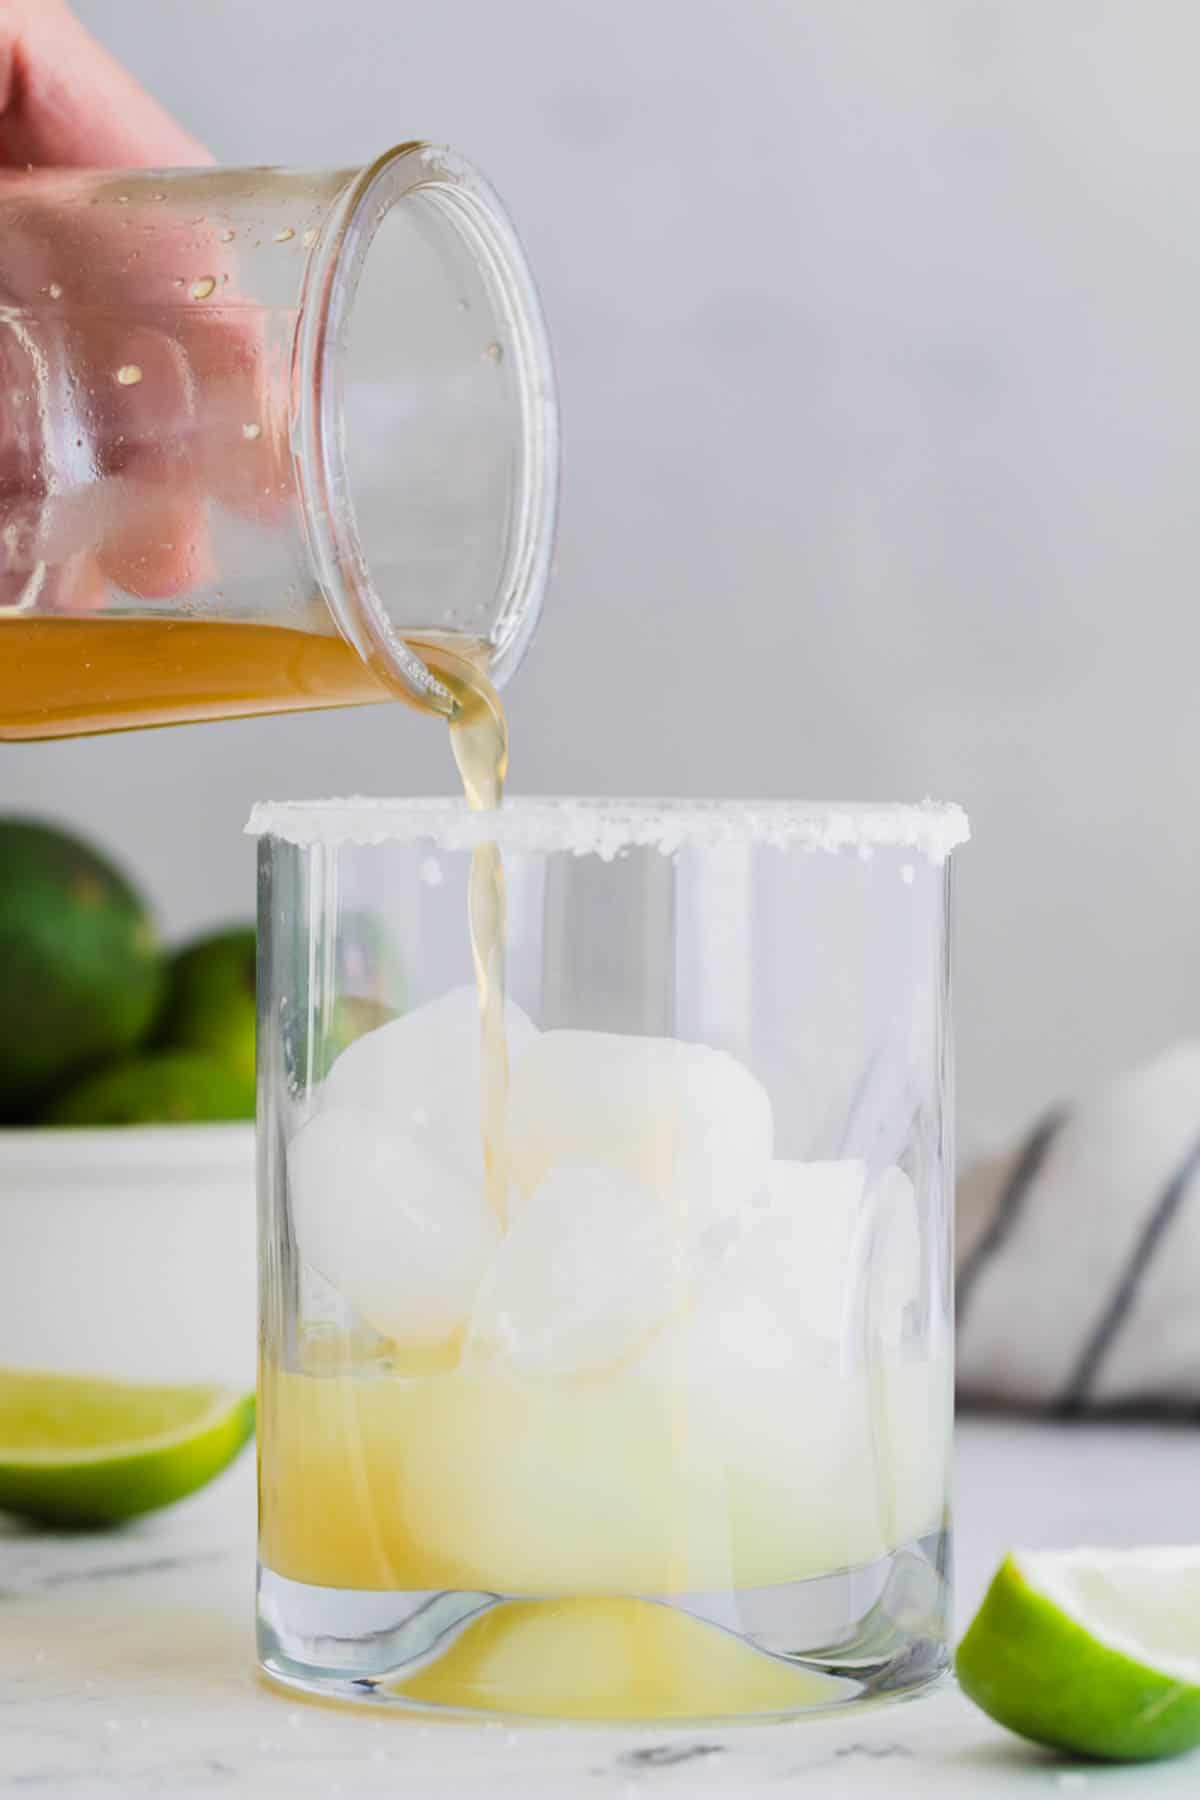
[
  {"x1": 0, "y1": 4, "x2": 223, "y2": 606},
  {"x1": 0, "y1": 0, "x2": 299, "y2": 614},
  {"x1": 96, "y1": 483, "x2": 214, "y2": 601},
  {"x1": 0, "y1": 0, "x2": 210, "y2": 169},
  {"x1": 84, "y1": 323, "x2": 215, "y2": 601}
]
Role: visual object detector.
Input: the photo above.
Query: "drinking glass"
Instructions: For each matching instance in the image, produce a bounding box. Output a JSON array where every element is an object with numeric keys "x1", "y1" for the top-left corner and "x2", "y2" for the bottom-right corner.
[
  {"x1": 251, "y1": 797, "x2": 968, "y2": 1721},
  {"x1": 0, "y1": 145, "x2": 557, "y2": 737}
]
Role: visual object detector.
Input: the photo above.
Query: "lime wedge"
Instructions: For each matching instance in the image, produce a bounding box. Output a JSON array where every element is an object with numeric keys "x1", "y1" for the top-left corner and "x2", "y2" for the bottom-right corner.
[
  {"x1": 0, "y1": 1369, "x2": 254, "y2": 1526},
  {"x1": 958, "y1": 1548, "x2": 1200, "y2": 1762}
]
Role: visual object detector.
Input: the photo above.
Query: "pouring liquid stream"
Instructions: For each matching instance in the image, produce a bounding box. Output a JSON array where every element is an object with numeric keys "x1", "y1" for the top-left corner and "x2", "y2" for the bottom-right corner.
[{"x1": 442, "y1": 657, "x2": 511, "y2": 1231}]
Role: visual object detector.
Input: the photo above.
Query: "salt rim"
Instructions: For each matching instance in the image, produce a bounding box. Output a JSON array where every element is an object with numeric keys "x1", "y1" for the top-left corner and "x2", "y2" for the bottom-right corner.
[{"x1": 245, "y1": 796, "x2": 968, "y2": 862}]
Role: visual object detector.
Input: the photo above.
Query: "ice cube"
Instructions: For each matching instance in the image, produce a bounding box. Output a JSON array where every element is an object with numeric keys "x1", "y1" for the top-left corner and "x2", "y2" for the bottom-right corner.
[
  {"x1": 320, "y1": 985, "x2": 537, "y2": 1192},
  {"x1": 288, "y1": 1104, "x2": 500, "y2": 1346},
  {"x1": 629, "y1": 1157, "x2": 941, "y2": 1586},
  {"x1": 638, "y1": 1160, "x2": 870, "y2": 1380},
  {"x1": 506, "y1": 1030, "x2": 773, "y2": 1232},
  {"x1": 868, "y1": 1165, "x2": 923, "y2": 1349},
  {"x1": 736, "y1": 1159, "x2": 869, "y2": 1347},
  {"x1": 723, "y1": 1159, "x2": 928, "y2": 1353},
  {"x1": 466, "y1": 1163, "x2": 687, "y2": 1375},
  {"x1": 719, "y1": 1159, "x2": 921, "y2": 1360}
]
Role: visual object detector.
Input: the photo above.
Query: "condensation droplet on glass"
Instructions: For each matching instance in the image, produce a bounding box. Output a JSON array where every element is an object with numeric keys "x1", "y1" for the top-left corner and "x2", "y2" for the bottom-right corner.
[
  {"x1": 484, "y1": 341, "x2": 503, "y2": 363},
  {"x1": 242, "y1": 422, "x2": 262, "y2": 441},
  {"x1": 190, "y1": 276, "x2": 217, "y2": 301},
  {"x1": 115, "y1": 364, "x2": 143, "y2": 387},
  {"x1": 47, "y1": 282, "x2": 63, "y2": 300},
  {"x1": 302, "y1": 228, "x2": 319, "y2": 248},
  {"x1": 153, "y1": 192, "x2": 166, "y2": 202},
  {"x1": 173, "y1": 278, "x2": 185, "y2": 288},
  {"x1": 117, "y1": 194, "x2": 129, "y2": 205},
  {"x1": 219, "y1": 229, "x2": 235, "y2": 244},
  {"x1": 274, "y1": 227, "x2": 295, "y2": 243}
]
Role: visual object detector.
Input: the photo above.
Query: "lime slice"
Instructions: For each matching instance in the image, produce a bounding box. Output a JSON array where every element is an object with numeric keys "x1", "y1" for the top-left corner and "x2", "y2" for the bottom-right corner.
[
  {"x1": 958, "y1": 1548, "x2": 1200, "y2": 1762},
  {"x1": 0, "y1": 1369, "x2": 254, "y2": 1526}
]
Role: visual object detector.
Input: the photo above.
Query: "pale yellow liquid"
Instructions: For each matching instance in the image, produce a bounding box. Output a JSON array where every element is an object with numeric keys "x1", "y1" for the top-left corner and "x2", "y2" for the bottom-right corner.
[{"x1": 259, "y1": 1340, "x2": 949, "y2": 1714}]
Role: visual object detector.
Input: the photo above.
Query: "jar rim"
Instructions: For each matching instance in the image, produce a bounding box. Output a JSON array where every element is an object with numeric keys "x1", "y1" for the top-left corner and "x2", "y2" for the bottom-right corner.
[{"x1": 293, "y1": 142, "x2": 559, "y2": 712}]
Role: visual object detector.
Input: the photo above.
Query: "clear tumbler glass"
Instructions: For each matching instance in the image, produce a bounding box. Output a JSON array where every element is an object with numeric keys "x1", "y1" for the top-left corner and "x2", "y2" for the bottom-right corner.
[
  {"x1": 250, "y1": 797, "x2": 968, "y2": 1721},
  {"x1": 0, "y1": 146, "x2": 557, "y2": 738}
]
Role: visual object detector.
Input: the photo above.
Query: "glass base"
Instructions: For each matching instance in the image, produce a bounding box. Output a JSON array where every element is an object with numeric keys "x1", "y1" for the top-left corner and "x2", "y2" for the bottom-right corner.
[{"x1": 257, "y1": 1529, "x2": 951, "y2": 1723}]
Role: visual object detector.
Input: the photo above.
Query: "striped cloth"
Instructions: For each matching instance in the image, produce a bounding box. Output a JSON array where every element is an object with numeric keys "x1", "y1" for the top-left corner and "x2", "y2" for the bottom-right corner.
[{"x1": 957, "y1": 1044, "x2": 1200, "y2": 1414}]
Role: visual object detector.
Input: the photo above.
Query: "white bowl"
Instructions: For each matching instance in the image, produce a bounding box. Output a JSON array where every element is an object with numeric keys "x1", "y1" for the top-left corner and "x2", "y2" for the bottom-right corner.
[{"x1": 0, "y1": 1124, "x2": 256, "y2": 1389}]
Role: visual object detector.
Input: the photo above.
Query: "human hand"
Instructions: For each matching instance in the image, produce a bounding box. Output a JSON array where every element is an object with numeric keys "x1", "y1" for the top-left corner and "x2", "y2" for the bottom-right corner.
[
  {"x1": 0, "y1": 3, "x2": 285, "y2": 611},
  {"x1": 0, "y1": 0, "x2": 208, "y2": 170}
]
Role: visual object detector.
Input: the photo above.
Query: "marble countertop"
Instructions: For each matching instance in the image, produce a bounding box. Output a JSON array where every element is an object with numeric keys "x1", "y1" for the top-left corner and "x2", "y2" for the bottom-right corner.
[{"x1": 2, "y1": 1417, "x2": 1198, "y2": 1798}]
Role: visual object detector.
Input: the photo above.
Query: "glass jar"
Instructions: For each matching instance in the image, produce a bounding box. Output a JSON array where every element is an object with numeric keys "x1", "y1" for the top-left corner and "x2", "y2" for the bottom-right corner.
[{"x1": 0, "y1": 144, "x2": 557, "y2": 738}]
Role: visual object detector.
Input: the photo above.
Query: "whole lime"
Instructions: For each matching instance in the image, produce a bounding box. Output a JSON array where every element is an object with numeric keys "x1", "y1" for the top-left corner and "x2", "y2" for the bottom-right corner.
[
  {"x1": 41, "y1": 1049, "x2": 253, "y2": 1127},
  {"x1": 0, "y1": 819, "x2": 163, "y2": 1121},
  {"x1": 158, "y1": 927, "x2": 256, "y2": 1113}
]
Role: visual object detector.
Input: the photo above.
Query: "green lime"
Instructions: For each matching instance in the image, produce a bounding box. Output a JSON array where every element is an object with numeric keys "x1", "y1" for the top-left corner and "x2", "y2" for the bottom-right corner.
[
  {"x1": 958, "y1": 1548, "x2": 1200, "y2": 1762},
  {"x1": 157, "y1": 927, "x2": 256, "y2": 1111},
  {"x1": 0, "y1": 1369, "x2": 254, "y2": 1525},
  {"x1": 40, "y1": 1049, "x2": 253, "y2": 1126},
  {"x1": 0, "y1": 818, "x2": 163, "y2": 1121}
]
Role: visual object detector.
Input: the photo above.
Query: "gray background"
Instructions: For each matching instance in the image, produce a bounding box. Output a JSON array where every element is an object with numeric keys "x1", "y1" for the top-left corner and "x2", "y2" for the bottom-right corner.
[{"x1": 6, "y1": 1, "x2": 1199, "y2": 1158}]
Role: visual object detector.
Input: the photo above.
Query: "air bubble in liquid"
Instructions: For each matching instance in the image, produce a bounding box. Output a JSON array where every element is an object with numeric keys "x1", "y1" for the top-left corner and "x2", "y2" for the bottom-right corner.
[
  {"x1": 115, "y1": 365, "x2": 143, "y2": 387},
  {"x1": 274, "y1": 227, "x2": 295, "y2": 243},
  {"x1": 190, "y1": 276, "x2": 217, "y2": 301},
  {"x1": 242, "y1": 422, "x2": 262, "y2": 441}
]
